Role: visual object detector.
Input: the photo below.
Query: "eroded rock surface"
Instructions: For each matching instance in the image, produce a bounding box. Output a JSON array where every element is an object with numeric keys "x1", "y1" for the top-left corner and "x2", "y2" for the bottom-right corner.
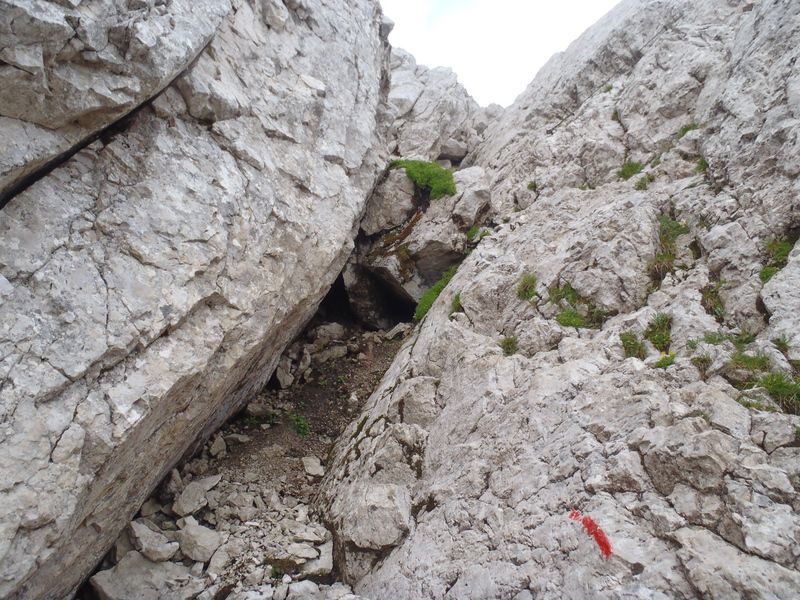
[
  {"x1": 0, "y1": 1, "x2": 390, "y2": 597},
  {"x1": 320, "y1": 0, "x2": 800, "y2": 598}
]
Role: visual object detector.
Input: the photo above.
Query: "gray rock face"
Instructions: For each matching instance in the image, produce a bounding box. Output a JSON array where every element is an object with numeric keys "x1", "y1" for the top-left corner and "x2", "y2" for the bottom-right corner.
[
  {"x1": 0, "y1": 0, "x2": 390, "y2": 597},
  {"x1": 90, "y1": 551, "x2": 205, "y2": 600},
  {"x1": 0, "y1": 0, "x2": 231, "y2": 199},
  {"x1": 321, "y1": 0, "x2": 800, "y2": 598}
]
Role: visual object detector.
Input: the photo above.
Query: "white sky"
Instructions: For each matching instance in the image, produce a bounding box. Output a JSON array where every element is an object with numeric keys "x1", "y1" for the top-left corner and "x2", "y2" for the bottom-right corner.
[{"x1": 380, "y1": 0, "x2": 621, "y2": 107}]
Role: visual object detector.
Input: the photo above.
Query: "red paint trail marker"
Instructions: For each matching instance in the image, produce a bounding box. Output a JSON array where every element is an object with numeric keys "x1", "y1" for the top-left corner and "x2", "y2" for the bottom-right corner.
[{"x1": 568, "y1": 510, "x2": 613, "y2": 559}]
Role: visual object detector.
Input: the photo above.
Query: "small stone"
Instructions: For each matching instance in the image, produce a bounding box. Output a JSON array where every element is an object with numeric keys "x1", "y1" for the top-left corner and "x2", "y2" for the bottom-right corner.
[
  {"x1": 209, "y1": 436, "x2": 226, "y2": 458},
  {"x1": 128, "y1": 520, "x2": 179, "y2": 562},
  {"x1": 139, "y1": 498, "x2": 162, "y2": 518},
  {"x1": 301, "y1": 541, "x2": 333, "y2": 577},
  {"x1": 301, "y1": 456, "x2": 325, "y2": 477},
  {"x1": 177, "y1": 516, "x2": 223, "y2": 562},
  {"x1": 287, "y1": 580, "x2": 321, "y2": 600},
  {"x1": 315, "y1": 345, "x2": 348, "y2": 364},
  {"x1": 383, "y1": 323, "x2": 411, "y2": 340},
  {"x1": 173, "y1": 475, "x2": 222, "y2": 516},
  {"x1": 225, "y1": 434, "x2": 252, "y2": 445},
  {"x1": 287, "y1": 543, "x2": 319, "y2": 560}
]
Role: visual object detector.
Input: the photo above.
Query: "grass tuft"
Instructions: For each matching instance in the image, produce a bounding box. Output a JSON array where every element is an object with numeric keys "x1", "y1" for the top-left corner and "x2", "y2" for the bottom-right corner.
[
  {"x1": 677, "y1": 123, "x2": 700, "y2": 139},
  {"x1": 527, "y1": 181, "x2": 538, "y2": 192},
  {"x1": 696, "y1": 156, "x2": 709, "y2": 173},
  {"x1": 759, "y1": 373, "x2": 800, "y2": 414},
  {"x1": 517, "y1": 273, "x2": 538, "y2": 301},
  {"x1": 414, "y1": 266, "x2": 458, "y2": 322},
  {"x1": 288, "y1": 413, "x2": 310, "y2": 437},
  {"x1": 644, "y1": 313, "x2": 673, "y2": 353},
  {"x1": 556, "y1": 309, "x2": 586, "y2": 328},
  {"x1": 620, "y1": 331, "x2": 646, "y2": 359},
  {"x1": 729, "y1": 351, "x2": 770, "y2": 372},
  {"x1": 617, "y1": 161, "x2": 644, "y2": 180},
  {"x1": 390, "y1": 159, "x2": 457, "y2": 199},
  {"x1": 449, "y1": 293, "x2": 462, "y2": 315},
  {"x1": 648, "y1": 215, "x2": 689, "y2": 284},
  {"x1": 654, "y1": 353, "x2": 676, "y2": 369},
  {"x1": 700, "y1": 279, "x2": 726, "y2": 323},
  {"x1": 759, "y1": 236, "x2": 796, "y2": 284},
  {"x1": 500, "y1": 336, "x2": 519, "y2": 356},
  {"x1": 692, "y1": 354, "x2": 713, "y2": 379}
]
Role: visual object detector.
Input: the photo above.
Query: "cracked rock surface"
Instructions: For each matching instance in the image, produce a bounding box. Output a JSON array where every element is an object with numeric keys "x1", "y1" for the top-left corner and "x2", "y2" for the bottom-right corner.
[
  {"x1": 0, "y1": 0, "x2": 390, "y2": 597},
  {"x1": 319, "y1": 0, "x2": 800, "y2": 598}
]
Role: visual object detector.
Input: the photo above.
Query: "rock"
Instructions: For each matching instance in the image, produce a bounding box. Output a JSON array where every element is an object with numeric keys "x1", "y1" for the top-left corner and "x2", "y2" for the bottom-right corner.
[
  {"x1": 315, "y1": 323, "x2": 347, "y2": 340},
  {"x1": 90, "y1": 551, "x2": 205, "y2": 600},
  {"x1": 209, "y1": 435, "x2": 227, "y2": 458},
  {"x1": 0, "y1": 1, "x2": 231, "y2": 198},
  {"x1": 225, "y1": 434, "x2": 252, "y2": 445},
  {"x1": 301, "y1": 457, "x2": 325, "y2": 478},
  {"x1": 301, "y1": 542, "x2": 334, "y2": 578},
  {"x1": 287, "y1": 580, "x2": 322, "y2": 600},
  {"x1": 139, "y1": 499, "x2": 163, "y2": 518},
  {"x1": 128, "y1": 520, "x2": 179, "y2": 562},
  {"x1": 177, "y1": 516, "x2": 223, "y2": 563},
  {"x1": 383, "y1": 323, "x2": 411, "y2": 340},
  {"x1": 173, "y1": 475, "x2": 222, "y2": 517},
  {"x1": 360, "y1": 170, "x2": 417, "y2": 236},
  {"x1": 287, "y1": 543, "x2": 319, "y2": 560},
  {"x1": 0, "y1": 0, "x2": 391, "y2": 595},
  {"x1": 315, "y1": 345, "x2": 349, "y2": 364}
]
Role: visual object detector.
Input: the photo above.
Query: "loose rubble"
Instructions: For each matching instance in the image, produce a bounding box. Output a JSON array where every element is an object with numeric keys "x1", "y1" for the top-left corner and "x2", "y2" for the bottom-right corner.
[{"x1": 88, "y1": 322, "x2": 406, "y2": 599}]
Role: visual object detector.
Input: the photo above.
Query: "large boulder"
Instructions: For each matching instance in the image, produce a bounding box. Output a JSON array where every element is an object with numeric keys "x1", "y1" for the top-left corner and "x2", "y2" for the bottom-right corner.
[{"x1": 0, "y1": 0, "x2": 390, "y2": 597}]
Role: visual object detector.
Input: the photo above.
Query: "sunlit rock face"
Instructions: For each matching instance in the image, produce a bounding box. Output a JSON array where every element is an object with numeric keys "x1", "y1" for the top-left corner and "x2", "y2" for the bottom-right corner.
[
  {"x1": 0, "y1": 0, "x2": 390, "y2": 597},
  {"x1": 320, "y1": 0, "x2": 800, "y2": 597}
]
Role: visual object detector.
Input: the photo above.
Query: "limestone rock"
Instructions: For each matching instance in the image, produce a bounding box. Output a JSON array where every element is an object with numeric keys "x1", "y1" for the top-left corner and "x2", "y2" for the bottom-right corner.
[
  {"x1": 302, "y1": 456, "x2": 325, "y2": 478},
  {"x1": 177, "y1": 516, "x2": 223, "y2": 563},
  {"x1": 173, "y1": 475, "x2": 222, "y2": 517},
  {"x1": 128, "y1": 520, "x2": 179, "y2": 563},
  {"x1": 0, "y1": 0, "x2": 391, "y2": 596},
  {"x1": 90, "y1": 551, "x2": 205, "y2": 600}
]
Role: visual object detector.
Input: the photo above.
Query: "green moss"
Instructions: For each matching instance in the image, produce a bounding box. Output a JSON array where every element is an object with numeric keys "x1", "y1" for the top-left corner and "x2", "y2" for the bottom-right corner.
[
  {"x1": 517, "y1": 273, "x2": 538, "y2": 301},
  {"x1": 620, "y1": 331, "x2": 646, "y2": 359},
  {"x1": 759, "y1": 373, "x2": 800, "y2": 414},
  {"x1": 414, "y1": 265, "x2": 458, "y2": 322},
  {"x1": 617, "y1": 161, "x2": 644, "y2": 180},
  {"x1": 677, "y1": 123, "x2": 700, "y2": 139},
  {"x1": 644, "y1": 313, "x2": 673, "y2": 353},
  {"x1": 654, "y1": 353, "x2": 676, "y2": 369},
  {"x1": 730, "y1": 351, "x2": 770, "y2": 372},
  {"x1": 390, "y1": 159, "x2": 457, "y2": 200},
  {"x1": 500, "y1": 336, "x2": 519, "y2": 356},
  {"x1": 696, "y1": 156, "x2": 709, "y2": 173},
  {"x1": 450, "y1": 293, "x2": 462, "y2": 315},
  {"x1": 556, "y1": 309, "x2": 587, "y2": 328}
]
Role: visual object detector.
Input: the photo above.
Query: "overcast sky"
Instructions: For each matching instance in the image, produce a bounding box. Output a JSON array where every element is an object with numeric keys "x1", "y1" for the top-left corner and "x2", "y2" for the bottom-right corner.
[{"x1": 380, "y1": 0, "x2": 621, "y2": 107}]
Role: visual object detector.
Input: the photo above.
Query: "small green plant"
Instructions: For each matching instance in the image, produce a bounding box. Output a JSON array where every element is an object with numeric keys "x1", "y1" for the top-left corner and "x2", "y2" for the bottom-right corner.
[
  {"x1": 557, "y1": 309, "x2": 587, "y2": 328},
  {"x1": 773, "y1": 336, "x2": 790, "y2": 355},
  {"x1": 450, "y1": 293, "x2": 463, "y2": 315},
  {"x1": 527, "y1": 181, "x2": 538, "y2": 192},
  {"x1": 389, "y1": 159, "x2": 457, "y2": 199},
  {"x1": 692, "y1": 354, "x2": 713, "y2": 379},
  {"x1": 700, "y1": 280, "x2": 725, "y2": 323},
  {"x1": 677, "y1": 123, "x2": 700, "y2": 139},
  {"x1": 271, "y1": 566, "x2": 285, "y2": 579},
  {"x1": 737, "y1": 398, "x2": 776, "y2": 412},
  {"x1": 731, "y1": 330, "x2": 756, "y2": 350},
  {"x1": 617, "y1": 161, "x2": 644, "y2": 180},
  {"x1": 635, "y1": 176, "x2": 650, "y2": 191},
  {"x1": 759, "y1": 236, "x2": 795, "y2": 283},
  {"x1": 548, "y1": 281, "x2": 582, "y2": 306},
  {"x1": 648, "y1": 214, "x2": 690, "y2": 284},
  {"x1": 288, "y1": 413, "x2": 310, "y2": 437},
  {"x1": 611, "y1": 108, "x2": 622, "y2": 124},
  {"x1": 620, "y1": 331, "x2": 646, "y2": 359},
  {"x1": 758, "y1": 372, "x2": 800, "y2": 414},
  {"x1": 650, "y1": 155, "x2": 662, "y2": 168},
  {"x1": 603, "y1": 84, "x2": 613, "y2": 93},
  {"x1": 654, "y1": 353, "x2": 676, "y2": 369},
  {"x1": 414, "y1": 266, "x2": 458, "y2": 321},
  {"x1": 517, "y1": 273, "x2": 538, "y2": 301},
  {"x1": 466, "y1": 225, "x2": 480, "y2": 241},
  {"x1": 500, "y1": 336, "x2": 519, "y2": 356},
  {"x1": 696, "y1": 156, "x2": 709, "y2": 173},
  {"x1": 702, "y1": 331, "x2": 728, "y2": 345},
  {"x1": 644, "y1": 313, "x2": 673, "y2": 353},
  {"x1": 729, "y1": 351, "x2": 770, "y2": 372}
]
